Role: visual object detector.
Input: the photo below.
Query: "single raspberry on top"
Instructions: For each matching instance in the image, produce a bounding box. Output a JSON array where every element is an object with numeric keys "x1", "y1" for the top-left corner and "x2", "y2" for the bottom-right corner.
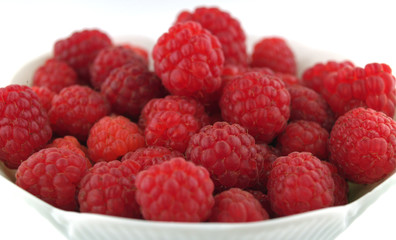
[
  {"x1": 329, "y1": 107, "x2": 396, "y2": 184},
  {"x1": 322, "y1": 63, "x2": 396, "y2": 118},
  {"x1": 209, "y1": 188, "x2": 269, "y2": 222},
  {"x1": 185, "y1": 121, "x2": 260, "y2": 191},
  {"x1": 152, "y1": 21, "x2": 224, "y2": 98},
  {"x1": 287, "y1": 85, "x2": 335, "y2": 131},
  {"x1": 176, "y1": 7, "x2": 247, "y2": 66},
  {"x1": 276, "y1": 120, "x2": 330, "y2": 160},
  {"x1": 16, "y1": 147, "x2": 89, "y2": 211},
  {"x1": 220, "y1": 72, "x2": 290, "y2": 143},
  {"x1": 138, "y1": 95, "x2": 210, "y2": 130},
  {"x1": 121, "y1": 145, "x2": 184, "y2": 170},
  {"x1": 267, "y1": 152, "x2": 335, "y2": 217},
  {"x1": 87, "y1": 115, "x2": 145, "y2": 163},
  {"x1": 0, "y1": 85, "x2": 52, "y2": 169},
  {"x1": 48, "y1": 85, "x2": 110, "y2": 142},
  {"x1": 301, "y1": 60, "x2": 354, "y2": 93},
  {"x1": 78, "y1": 160, "x2": 141, "y2": 218},
  {"x1": 101, "y1": 63, "x2": 165, "y2": 118},
  {"x1": 251, "y1": 37, "x2": 296, "y2": 75},
  {"x1": 32, "y1": 59, "x2": 78, "y2": 93},
  {"x1": 31, "y1": 86, "x2": 56, "y2": 113},
  {"x1": 90, "y1": 45, "x2": 147, "y2": 90},
  {"x1": 135, "y1": 157, "x2": 215, "y2": 222},
  {"x1": 54, "y1": 29, "x2": 112, "y2": 82}
]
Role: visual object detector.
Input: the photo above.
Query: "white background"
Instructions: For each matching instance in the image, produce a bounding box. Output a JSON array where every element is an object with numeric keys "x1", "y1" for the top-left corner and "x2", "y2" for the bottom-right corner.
[{"x1": 1, "y1": 0, "x2": 396, "y2": 239}]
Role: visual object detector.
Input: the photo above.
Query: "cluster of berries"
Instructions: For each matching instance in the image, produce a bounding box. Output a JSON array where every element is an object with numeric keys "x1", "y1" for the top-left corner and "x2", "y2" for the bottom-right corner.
[{"x1": 1, "y1": 6, "x2": 396, "y2": 223}]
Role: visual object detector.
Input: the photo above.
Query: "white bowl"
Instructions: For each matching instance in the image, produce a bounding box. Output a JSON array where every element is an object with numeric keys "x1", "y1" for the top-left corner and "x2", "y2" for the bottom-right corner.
[{"x1": 1, "y1": 36, "x2": 396, "y2": 240}]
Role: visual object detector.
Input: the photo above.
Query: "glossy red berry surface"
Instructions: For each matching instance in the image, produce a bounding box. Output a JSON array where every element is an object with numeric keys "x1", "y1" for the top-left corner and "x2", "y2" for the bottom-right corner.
[
  {"x1": 329, "y1": 107, "x2": 396, "y2": 184},
  {"x1": 135, "y1": 157, "x2": 215, "y2": 222},
  {"x1": 152, "y1": 21, "x2": 224, "y2": 98},
  {"x1": 0, "y1": 85, "x2": 52, "y2": 169}
]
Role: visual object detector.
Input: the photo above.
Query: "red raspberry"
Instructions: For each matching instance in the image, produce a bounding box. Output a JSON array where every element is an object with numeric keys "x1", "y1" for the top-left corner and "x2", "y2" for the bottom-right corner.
[
  {"x1": 139, "y1": 95, "x2": 210, "y2": 130},
  {"x1": 251, "y1": 37, "x2": 296, "y2": 75},
  {"x1": 54, "y1": 29, "x2": 112, "y2": 82},
  {"x1": 15, "y1": 147, "x2": 89, "y2": 210},
  {"x1": 276, "y1": 120, "x2": 330, "y2": 160},
  {"x1": 0, "y1": 85, "x2": 52, "y2": 169},
  {"x1": 78, "y1": 160, "x2": 141, "y2": 218},
  {"x1": 48, "y1": 85, "x2": 110, "y2": 142},
  {"x1": 329, "y1": 107, "x2": 396, "y2": 184},
  {"x1": 220, "y1": 72, "x2": 290, "y2": 143},
  {"x1": 209, "y1": 188, "x2": 269, "y2": 222},
  {"x1": 267, "y1": 152, "x2": 335, "y2": 217},
  {"x1": 90, "y1": 45, "x2": 147, "y2": 89},
  {"x1": 32, "y1": 59, "x2": 78, "y2": 93},
  {"x1": 287, "y1": 85, "x2": 335, "y2": 131},
  {"x1": 46, "y1": 136, "x2": 90, "y2": 166},
  {"x1": 322, "y1": 63, "x2": 396, "y2": 118},
  {"x1": 31, "y1": 86, "x2": 56, "y2": 112},
  {"x1": 185, "y1": 121, "x2": 259, "y2": 190},
  {"x1": 145, "y1": 110, "x2": 201, "y2": 153},
  {"x1": 135, "y1": 157, "x2": 215, "y2": 222},
  {"x1": 121, "y1": 146, "x2": 183, "y2": 170},
  {"x1": 246, "y1": 189, "x2": 275, "y2": 218},
  {"x1": 87, "y1": 115, "x2": 145, "y2": 163},
  {"x1": 152, "y1": 21, "x2": 224, "y2": 98},
  {"x1": 176, "y1": 7, "x2": 247, "y2": 66},
  {"x1": 322, "y1": 161, "x2": 349, "y2": 206},
  {"x1": 301, "y1": 60, "x2": 354, "y2": 93},
  {"x1": 101, "y1": 63, "x2": 165, "y2": 118}
]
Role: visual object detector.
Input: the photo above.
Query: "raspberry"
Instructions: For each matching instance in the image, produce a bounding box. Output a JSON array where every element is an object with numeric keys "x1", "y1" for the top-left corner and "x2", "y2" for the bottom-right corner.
[
  {"x1": 0, "y1": 85, "x2": 52, "y2": 169},
  {"x1": 138, "y1": 95, "x2": 209, "y2": 130},
  {"x1": 209, "y1": 188, "x2": 269, "y2": 222},
  {"x1": 54, "y1": 29, "x2": 112, "y2": 82},
  {"x1": 135, "y1": 157, "x2": 215, "y2": 222},
  {"x1": 152, "y1": 21, "x2": 224, "y2": 98},
  {"x1": 322, "y1": 63, "x2": 396, "y2": 118},
  {"x1": 276, "y1": 120, "x2": 329, "y2": 160},
  {"x1": 220, "y1": 72, "x2": 290, "y2": 143},
  {"x1": 32, "y1": 59, "x2": 78, "y2": 93},
  {"x1": 87, "y1": 115, "x2": 145, "y2": 163},
  {"x1": 301, "y1": 60, "x2": 354, "y2": 93},
  {"x1": 46, "y1": 136, "x2": 90, "y2": 166},
  {"x1": 15, "y1": 147, "x2": 89, "y2": 210},
  {"x1": 287, "y1": 85, "x2": 335, "y2": 131},
  {"x1": 31, "y1": 86, "x2": 56, "y2": 113},
  {"x1": 78, "y1": 160, "x2": 141, "y2": 218},
  {"x1": 90, "y1": 45, "x2": 147, "y2": 89},
  {"x1": 121, "y1": 146, "x2": 183, "y2": 170},
  {"x1": 322, "y1": 161, "x2": 349, "y2": 206},
  {"x1": 176, "y1": 7, "x2": 247, "y2": 66},
  {"x1": 185, "y1": 121, "x2": 259, "y2": 191},
  {"x1": 100, "y1": 63, "x2": 165, "y2": 118},
  {"x1": 48, "y1": 85, "x2": 110, "y2": 142},
  {"x1": 267, "y1": 152, "x2": 335, "y2": 217},
  {"x1": 329, "y1": 107, "x2": 396, "y2": 184},
  {"x1": 251, "y1": 37, "x2": 296, "y2": 75},
  {"x1": 144, "y1": 110, "x2": 202, "y2": 153}
]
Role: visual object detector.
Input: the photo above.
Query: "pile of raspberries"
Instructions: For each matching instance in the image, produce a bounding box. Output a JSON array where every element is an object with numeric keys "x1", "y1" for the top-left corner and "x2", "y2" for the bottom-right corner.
[{"x1": 1, "y1": 6, "x2": 396, "y2": 223}]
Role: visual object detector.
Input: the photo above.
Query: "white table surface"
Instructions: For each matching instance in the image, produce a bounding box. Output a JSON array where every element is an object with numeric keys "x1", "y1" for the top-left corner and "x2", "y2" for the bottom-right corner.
[{"x1": 1, "y1": 0, "x2": 396, "y2": 239}]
